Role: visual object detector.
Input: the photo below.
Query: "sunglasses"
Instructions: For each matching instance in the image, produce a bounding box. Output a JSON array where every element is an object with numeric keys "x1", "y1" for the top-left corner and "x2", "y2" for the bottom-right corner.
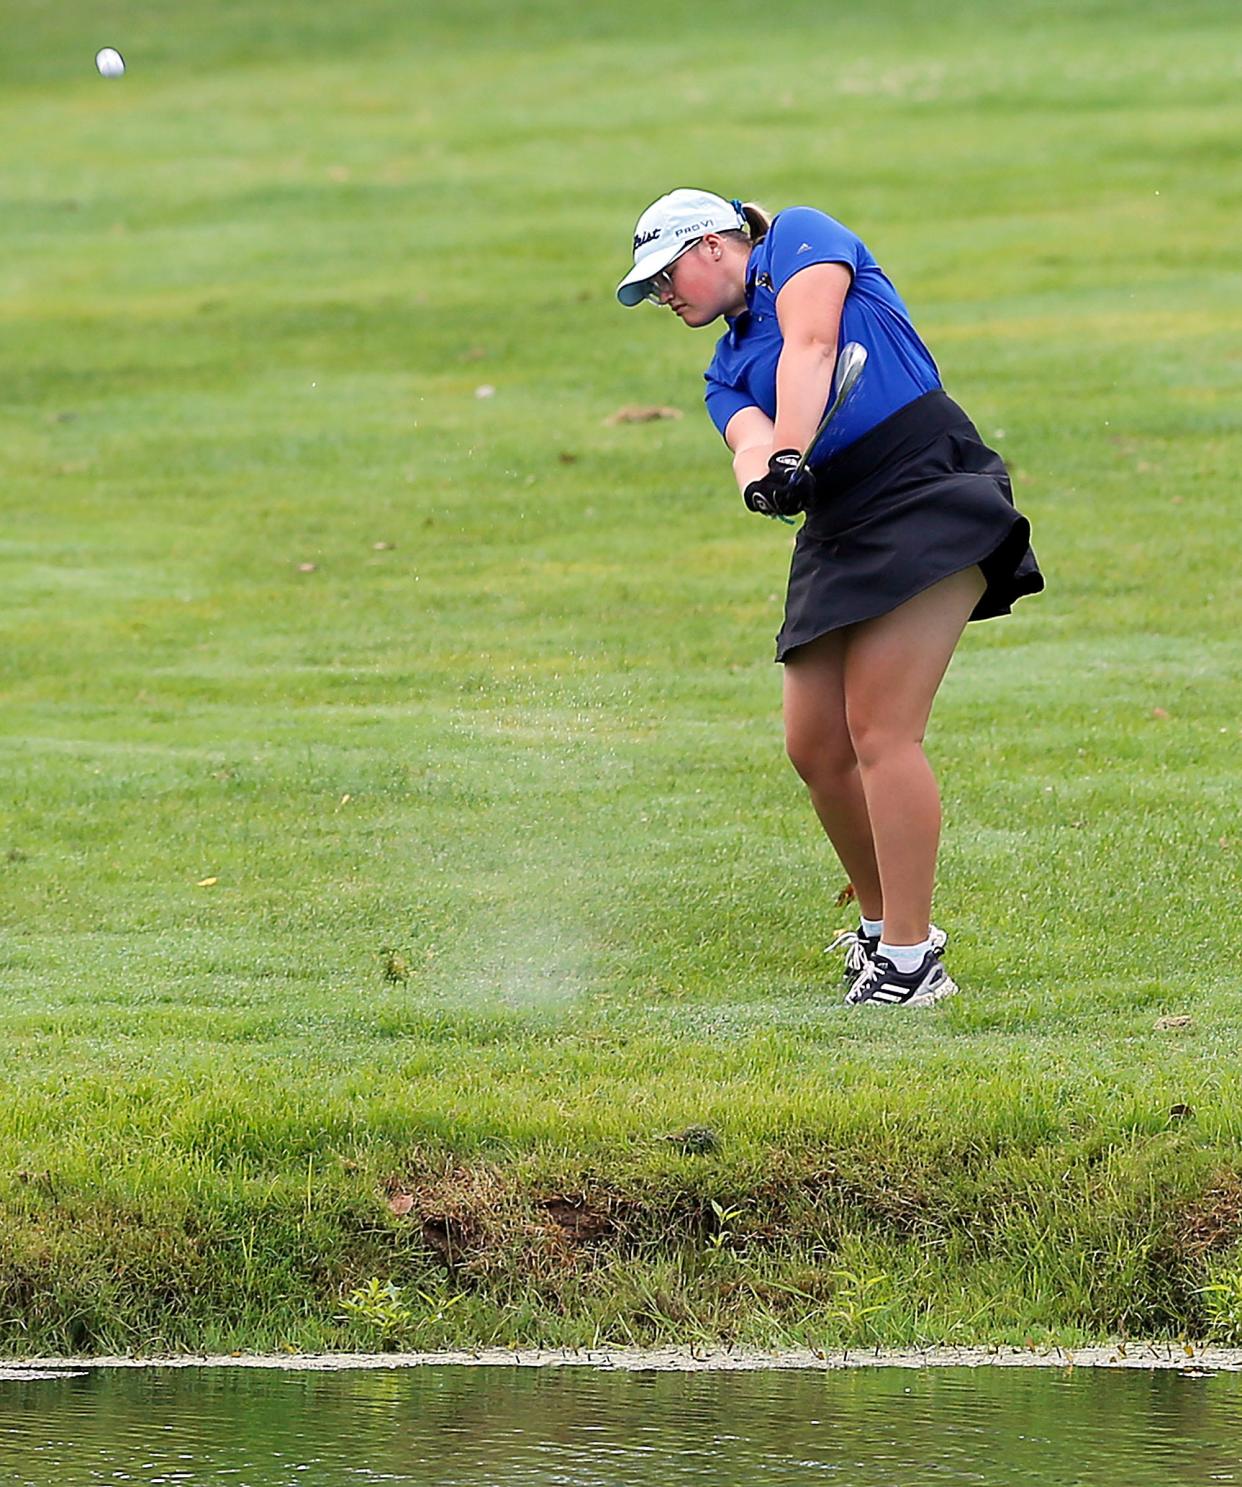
[{"x1": 643, "y1": 239, "x2": 704, "y2": 304}]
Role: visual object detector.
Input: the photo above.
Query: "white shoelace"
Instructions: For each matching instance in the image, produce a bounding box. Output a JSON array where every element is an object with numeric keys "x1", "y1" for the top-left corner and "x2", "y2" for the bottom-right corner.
[{"x1": 826, "y1": 928, "x2": 876, "y2": 977}]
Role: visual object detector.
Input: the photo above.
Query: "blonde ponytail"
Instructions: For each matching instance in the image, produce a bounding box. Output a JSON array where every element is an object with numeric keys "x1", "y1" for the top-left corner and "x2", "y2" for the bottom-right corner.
[
  {"x1": 740, "y1": 201, "x2": 771, "y2": 239},
  {"x1": 721, "y1": 201, "x2": 771, "y2": 249}
]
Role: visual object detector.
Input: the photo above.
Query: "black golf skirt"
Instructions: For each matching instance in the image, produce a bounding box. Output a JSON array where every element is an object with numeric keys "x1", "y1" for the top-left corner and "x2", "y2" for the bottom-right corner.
[{"x1": 775, "y1": 389, "x2": 1044, "y2": 662}]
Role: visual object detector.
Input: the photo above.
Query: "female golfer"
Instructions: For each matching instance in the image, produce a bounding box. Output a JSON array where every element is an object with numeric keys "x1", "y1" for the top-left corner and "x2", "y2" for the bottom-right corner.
[{"x1": 616, "y1": 189, "x2": 1042, "y2": 1006}]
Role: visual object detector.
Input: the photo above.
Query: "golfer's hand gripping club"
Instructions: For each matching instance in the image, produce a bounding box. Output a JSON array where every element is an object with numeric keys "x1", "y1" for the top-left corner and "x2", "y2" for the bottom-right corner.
[{"x1": 743, "y1": 449, "x2": 816, "y2": 520}]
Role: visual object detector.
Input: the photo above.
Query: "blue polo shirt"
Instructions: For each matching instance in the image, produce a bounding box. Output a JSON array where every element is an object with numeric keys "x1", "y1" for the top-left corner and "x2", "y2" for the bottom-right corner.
[{"x1": 703, "y1": 207, "x2": 940, "y2": 464}]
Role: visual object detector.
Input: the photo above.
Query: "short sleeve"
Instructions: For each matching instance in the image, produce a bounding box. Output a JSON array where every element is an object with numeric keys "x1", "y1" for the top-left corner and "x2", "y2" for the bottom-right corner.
[
  {"x1": 767, "y1": 207, "x2": 863, "y2": 296},
  {"x1": 704, "y1": 371, "x2": 757, "y2": 440}
]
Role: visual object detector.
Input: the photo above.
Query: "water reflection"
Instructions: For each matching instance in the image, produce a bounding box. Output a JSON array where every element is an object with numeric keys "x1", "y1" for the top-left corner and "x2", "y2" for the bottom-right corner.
[{"x1": 0, "y1": 1364, "x2": 1239, "y2": 1485}]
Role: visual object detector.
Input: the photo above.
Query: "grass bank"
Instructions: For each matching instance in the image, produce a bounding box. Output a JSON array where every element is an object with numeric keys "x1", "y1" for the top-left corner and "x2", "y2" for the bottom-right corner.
[{"x1": 1, "y1": 0, "x2": 1240, "y2": 1355}]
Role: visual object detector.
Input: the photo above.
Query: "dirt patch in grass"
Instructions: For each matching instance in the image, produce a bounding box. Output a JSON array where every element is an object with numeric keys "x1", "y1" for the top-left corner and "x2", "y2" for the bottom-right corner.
[
  {"x1": 1177, "y1": 1172, "x2": 1242, "y2": 1260},
  {"x1": 386, "y1": 1163, "x2": 636, "y2": 1282}
]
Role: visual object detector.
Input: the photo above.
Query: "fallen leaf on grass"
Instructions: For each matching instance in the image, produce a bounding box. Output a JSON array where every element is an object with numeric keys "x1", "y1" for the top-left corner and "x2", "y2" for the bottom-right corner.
[
  {"x1": 603, "y1": 405, "x2": 684, "y2": 425},
  {"x1": 1151, "y1": 707, "x2": 1169, "y2": 720},
  {"x1": 387, "y1": 1192, "x2": 414, "y2": 1217},
  {"x1": 297, "y1": 563, "x2": 317, "y2": 574},
  {"x1": 835, "y1": 882, "x2": 857, "y2": 907},
  {"x1": 1155, "y1": 1015, "x2": 1193, "y2": 1031},
  {"x1": 196, "y1": 877, "x2": 218, "y2": 888},
  {"x1": 372, "y1": 541, "x2": 395, "y2": 551}
]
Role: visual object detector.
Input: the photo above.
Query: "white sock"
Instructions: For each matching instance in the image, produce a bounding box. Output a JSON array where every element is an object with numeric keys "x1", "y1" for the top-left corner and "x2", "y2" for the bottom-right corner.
[
  {"x1": 860, "y1": 916, "x2": 884, "y2": 940},
  {"x1": 878, "y1": 937, "x2": 932, "y2": 974}
]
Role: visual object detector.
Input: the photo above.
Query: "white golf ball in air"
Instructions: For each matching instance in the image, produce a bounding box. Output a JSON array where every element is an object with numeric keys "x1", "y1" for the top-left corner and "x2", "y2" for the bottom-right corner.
[{"x1": 95, "y1": 47, "x2": 126, "y2": 78}]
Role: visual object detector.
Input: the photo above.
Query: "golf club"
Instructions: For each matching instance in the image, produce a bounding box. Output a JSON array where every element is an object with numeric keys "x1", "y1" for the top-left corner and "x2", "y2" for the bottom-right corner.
[{"x1": 793, "y1": 341, "x2": 868, "y2": 477}]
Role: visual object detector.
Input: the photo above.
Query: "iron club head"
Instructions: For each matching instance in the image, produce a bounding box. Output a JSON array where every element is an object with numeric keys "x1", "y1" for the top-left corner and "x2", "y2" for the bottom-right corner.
[{"x1": 793, "y1": 342, "x2": 868, "y2": 477}]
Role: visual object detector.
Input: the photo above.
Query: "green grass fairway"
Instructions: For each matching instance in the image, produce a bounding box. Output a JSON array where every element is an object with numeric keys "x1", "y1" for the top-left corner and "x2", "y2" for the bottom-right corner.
[{"x1": 2, "y1": 0, "x2": 1240, "y2": 1356}]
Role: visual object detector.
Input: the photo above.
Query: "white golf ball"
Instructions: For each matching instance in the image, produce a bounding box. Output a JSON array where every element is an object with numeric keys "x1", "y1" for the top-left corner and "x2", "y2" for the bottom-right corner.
[{"x1": 95, "y1": 47, "x2": 126, "y2": 78}]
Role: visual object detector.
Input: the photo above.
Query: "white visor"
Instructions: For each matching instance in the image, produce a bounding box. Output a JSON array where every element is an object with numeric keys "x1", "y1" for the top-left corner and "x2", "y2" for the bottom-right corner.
[{"x1": 616, "y1": 188, "x2": 748, "y2": 306}]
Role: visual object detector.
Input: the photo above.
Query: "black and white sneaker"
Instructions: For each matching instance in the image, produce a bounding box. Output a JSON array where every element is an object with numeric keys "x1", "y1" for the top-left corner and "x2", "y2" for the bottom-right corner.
[
  {"x1": 845, "y1": 948, "x2": 958, "y2": 1007},
  {"x1": 827, "y1": 924, "x2": 948, "y2": 985}
]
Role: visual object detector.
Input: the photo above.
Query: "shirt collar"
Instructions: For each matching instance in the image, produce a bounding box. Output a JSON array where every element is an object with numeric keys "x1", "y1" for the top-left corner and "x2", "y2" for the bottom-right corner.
[{"x1": 724, "y1": 309, "x2": 749, "y2": 344}]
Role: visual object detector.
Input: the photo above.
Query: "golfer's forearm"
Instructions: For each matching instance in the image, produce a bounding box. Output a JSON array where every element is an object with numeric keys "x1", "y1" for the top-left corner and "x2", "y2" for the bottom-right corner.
[
  {"x1": 732, "y1": 444, "x2": 773, "y2": 493},
  {"x1": 773, "y1": 340, "x2": 838, "y2": 454}
]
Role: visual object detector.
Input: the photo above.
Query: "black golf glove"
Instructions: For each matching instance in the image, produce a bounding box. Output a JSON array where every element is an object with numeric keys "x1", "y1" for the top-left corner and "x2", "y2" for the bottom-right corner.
[{"x1": 743, "y1": 449, "x2": 816, "y2": 519}]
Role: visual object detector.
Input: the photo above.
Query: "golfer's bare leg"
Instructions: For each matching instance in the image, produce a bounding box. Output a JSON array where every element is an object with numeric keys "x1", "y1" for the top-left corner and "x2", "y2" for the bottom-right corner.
[
  {"x1": 782, "y1": 628, "x2": 883, "y2": 921},
  {"x1": 842, "y1": 566, "x2": 986, "y2": 946}
]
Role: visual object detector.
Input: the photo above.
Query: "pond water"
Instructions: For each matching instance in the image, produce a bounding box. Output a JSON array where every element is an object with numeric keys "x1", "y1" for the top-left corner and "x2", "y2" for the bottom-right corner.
[{"x1": 1, "y1": 1363, "x2": 1239, "y2": 1485}]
